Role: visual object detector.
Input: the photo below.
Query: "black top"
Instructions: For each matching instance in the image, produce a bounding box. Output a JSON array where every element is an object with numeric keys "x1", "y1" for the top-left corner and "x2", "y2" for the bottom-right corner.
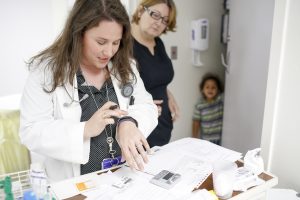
[
  {"x1": 133, "y1": 37, "x2": 174, "y2": 147},
  {"x1": 77, "y1": 71, "x2": 121, "y2": 175}
]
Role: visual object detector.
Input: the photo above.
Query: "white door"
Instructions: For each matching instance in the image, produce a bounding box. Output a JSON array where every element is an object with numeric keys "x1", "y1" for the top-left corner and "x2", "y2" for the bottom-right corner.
[{"x1": 221, "y1": 0, "x2": 275, "y2": 154}]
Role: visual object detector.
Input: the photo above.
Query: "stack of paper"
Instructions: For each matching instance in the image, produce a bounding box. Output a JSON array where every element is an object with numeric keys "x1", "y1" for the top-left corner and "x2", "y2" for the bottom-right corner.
[{"x1": 142, "y1": 137, "x2": 241, "y2": 196}]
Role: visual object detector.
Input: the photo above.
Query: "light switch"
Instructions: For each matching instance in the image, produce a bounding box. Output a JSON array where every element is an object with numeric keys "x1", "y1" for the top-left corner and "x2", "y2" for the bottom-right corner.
[{"x1": 171, "y1": 46, "x2": 177, "y2": 60}]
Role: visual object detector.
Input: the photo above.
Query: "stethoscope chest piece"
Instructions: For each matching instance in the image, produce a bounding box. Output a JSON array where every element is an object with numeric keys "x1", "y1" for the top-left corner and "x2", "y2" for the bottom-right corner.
[{"x1": 121, "y1": 83, "x2": 134, "y2": 97}]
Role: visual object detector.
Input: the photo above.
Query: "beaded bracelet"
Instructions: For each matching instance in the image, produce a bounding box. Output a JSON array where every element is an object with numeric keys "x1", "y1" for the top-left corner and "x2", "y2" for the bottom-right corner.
[{"x1": 117, "y1": 116, "x2": 138, "y2": 127}]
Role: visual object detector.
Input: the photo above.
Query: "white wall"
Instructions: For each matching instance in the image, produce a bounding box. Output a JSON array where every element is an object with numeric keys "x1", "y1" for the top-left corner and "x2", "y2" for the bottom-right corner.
[
  {"x1": 162, "y1": 0, "x2": 225, "y2": 141},
  {"x1": 120, "y1": 0, "x2": 139, "y2": 16},
  {"x1": 0, "y1": 0, "x2": 68, "y2": 97},
  {"x1": 221, "y1": 0, "x2": 275, "y2": 154},
  {"x1": 261, "y1": 0, "x2": 300, "y2": 191}
]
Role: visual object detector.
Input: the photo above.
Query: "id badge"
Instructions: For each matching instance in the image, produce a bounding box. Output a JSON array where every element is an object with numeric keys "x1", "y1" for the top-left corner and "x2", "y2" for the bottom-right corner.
[{"x1": 101, "y1": 156, "x2": 124, "y2": 170}]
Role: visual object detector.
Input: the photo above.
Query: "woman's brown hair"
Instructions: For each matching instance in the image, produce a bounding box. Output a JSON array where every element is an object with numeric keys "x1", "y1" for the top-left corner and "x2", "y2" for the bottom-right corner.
[{"x1": 28, "y1": 0, "x2": 134, "y2": 92}]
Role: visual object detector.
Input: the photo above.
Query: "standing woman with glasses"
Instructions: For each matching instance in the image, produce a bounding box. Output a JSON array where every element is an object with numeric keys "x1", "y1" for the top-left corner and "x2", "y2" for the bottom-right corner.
[
  {"x1": 131, "y1": 0, "x2": 179, "y2": 147},
  {"x1": 20, "y1": 0, "x2": 158, "y2": 183}
]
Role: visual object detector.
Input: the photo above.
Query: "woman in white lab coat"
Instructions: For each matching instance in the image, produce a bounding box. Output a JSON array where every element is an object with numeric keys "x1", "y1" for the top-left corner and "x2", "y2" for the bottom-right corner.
[{"x1": 19, "y1": 0, "x2": 158, "y2": 183}]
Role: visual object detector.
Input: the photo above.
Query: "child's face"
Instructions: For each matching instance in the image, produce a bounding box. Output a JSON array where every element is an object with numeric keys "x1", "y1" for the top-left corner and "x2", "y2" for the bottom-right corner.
[{"x1": 202, "y1": 79, "x2": 219, "y2": 101}]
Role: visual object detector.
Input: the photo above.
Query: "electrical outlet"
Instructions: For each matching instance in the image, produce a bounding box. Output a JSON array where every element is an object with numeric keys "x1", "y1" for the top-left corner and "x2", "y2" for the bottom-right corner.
[{"x1": 171, "y1": 46, "x2": 177, "y2": 60}]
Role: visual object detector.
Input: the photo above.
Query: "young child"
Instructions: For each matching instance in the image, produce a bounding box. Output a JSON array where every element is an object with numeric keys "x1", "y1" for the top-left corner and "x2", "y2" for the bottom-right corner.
[{"x1": 192, "y1": 73, "x2": 224, "y2": 145}]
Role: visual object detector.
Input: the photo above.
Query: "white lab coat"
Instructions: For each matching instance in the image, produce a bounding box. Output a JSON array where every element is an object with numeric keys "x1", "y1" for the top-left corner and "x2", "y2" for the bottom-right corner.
[{"x1": 20, "y1": 61, "x2": 158, "y2": 183}]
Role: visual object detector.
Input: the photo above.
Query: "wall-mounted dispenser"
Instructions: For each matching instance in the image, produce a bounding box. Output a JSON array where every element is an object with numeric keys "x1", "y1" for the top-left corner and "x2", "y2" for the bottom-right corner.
[{"x1": 190, "y1": 18, "x2": 209, "y2": 66}]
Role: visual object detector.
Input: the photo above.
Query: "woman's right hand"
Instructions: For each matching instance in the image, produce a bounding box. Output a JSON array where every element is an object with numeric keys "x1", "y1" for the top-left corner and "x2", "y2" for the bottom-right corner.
[
  {"x1": 83, "y1": 101, "x2": 127, "y2": 139},
  {"x1": 154, "y1": 100, "x2": 163, "y2": 117}
]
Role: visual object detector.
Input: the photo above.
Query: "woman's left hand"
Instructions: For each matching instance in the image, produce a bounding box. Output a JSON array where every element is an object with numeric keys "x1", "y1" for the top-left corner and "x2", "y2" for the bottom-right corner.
[
  {"x1": 116, "y1": 121, "x2": 151, "y2": 171},
  {"x1": 167, "y1": 90, "x2": 180, "y2": 121}
]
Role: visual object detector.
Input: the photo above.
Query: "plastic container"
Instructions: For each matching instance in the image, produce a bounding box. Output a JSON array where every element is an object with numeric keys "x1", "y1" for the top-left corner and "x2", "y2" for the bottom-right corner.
[
  {"x1": 0, "y1": 170, "x2": 31, "y2": 199},
  {"x1": 213, "y1": 160, "x2": 237, "y2": 199}
]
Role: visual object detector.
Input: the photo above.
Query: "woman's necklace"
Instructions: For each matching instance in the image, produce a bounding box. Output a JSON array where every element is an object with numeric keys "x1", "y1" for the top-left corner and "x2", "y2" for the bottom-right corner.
[{"x1": 86, "y1": 81, "x2": 116, "y2": 158}]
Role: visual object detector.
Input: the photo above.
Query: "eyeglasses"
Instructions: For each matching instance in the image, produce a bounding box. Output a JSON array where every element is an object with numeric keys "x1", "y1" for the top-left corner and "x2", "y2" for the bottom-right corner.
[{"x1": 143, "y1": 6, "x2": 169, "y2": 26}]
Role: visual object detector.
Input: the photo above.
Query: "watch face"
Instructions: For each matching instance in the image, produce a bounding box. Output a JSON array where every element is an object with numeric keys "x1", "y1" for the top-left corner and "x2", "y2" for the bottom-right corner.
[{"x1": 121, "y1": 83, "x2": 133, "y2": 97}]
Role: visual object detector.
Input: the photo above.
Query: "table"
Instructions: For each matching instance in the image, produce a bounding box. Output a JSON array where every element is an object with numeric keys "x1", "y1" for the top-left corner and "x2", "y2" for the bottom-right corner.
[
  {"x1": 50, "y1": 138, "x2": 278, "y2": 200},
  {"x1": 51, "y1": 165, "x2": 277, "y2": 200}
]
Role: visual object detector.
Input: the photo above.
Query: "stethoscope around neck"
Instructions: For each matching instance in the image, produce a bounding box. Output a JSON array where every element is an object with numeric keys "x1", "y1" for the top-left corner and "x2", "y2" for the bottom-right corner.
[
  {"x1": 63, "y1": 81, "x2": 134, "y2": 107},
  {"x1": 63, "y1": 84, "x2": 89, "y2": 107}
]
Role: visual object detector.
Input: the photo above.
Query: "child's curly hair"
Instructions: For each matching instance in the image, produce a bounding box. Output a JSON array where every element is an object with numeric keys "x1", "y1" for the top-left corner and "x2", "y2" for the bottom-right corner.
[{"x1": 199, "y1": 73, "x2": 223, "y2": 96}]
